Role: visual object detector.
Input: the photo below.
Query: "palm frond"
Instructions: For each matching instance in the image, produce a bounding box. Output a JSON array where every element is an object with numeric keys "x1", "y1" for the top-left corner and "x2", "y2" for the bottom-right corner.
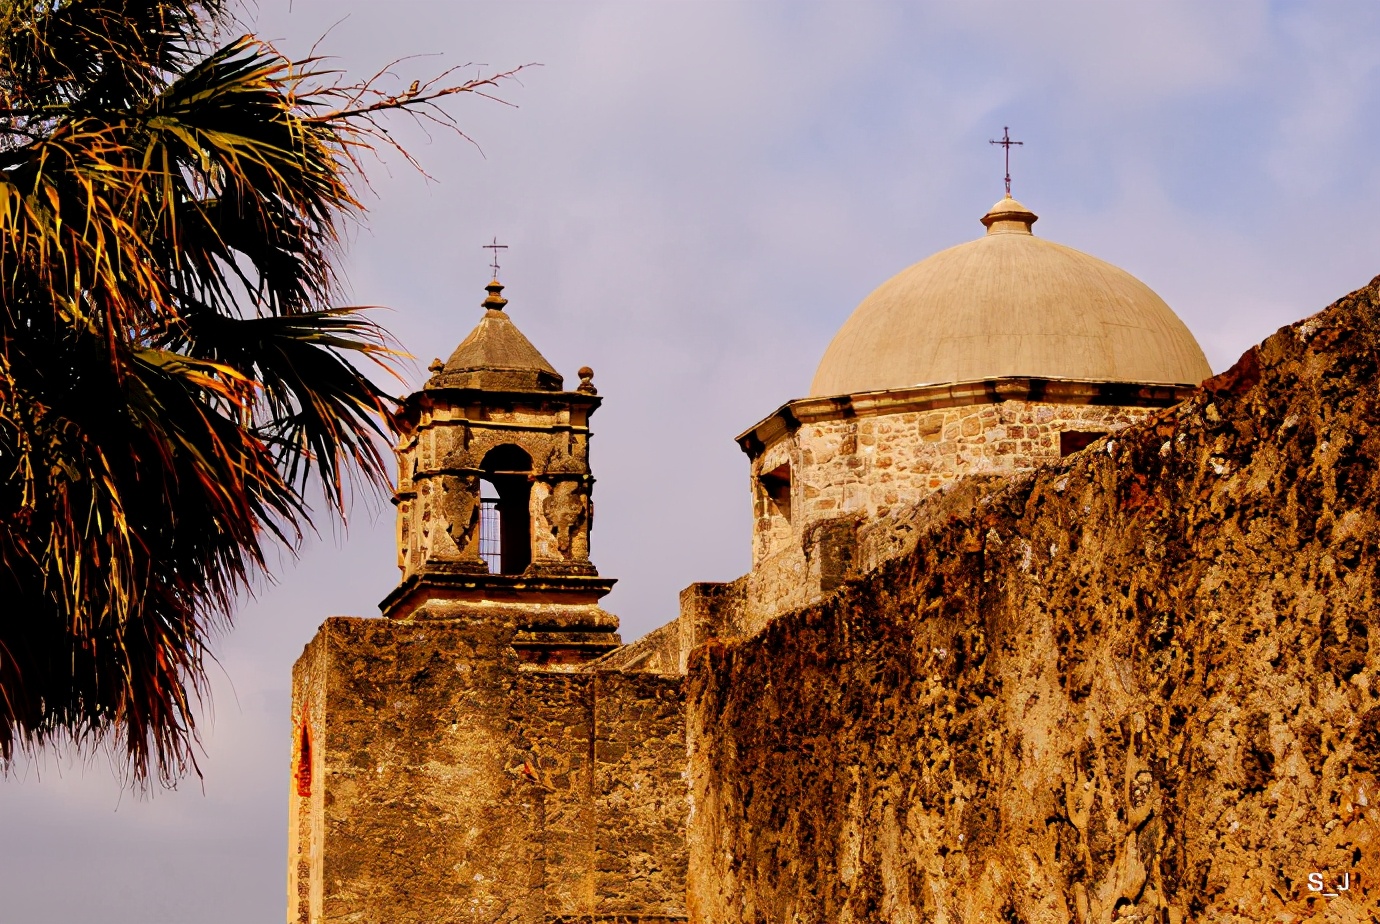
[{"x1": 0, "y1": 1, "x2": 519, "y2": 783}]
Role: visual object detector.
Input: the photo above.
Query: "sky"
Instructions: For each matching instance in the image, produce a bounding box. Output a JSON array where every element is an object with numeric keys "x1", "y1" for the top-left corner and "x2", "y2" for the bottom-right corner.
[{"x1": 4, "y1": 1, "x2": 1380, "y2": 921}]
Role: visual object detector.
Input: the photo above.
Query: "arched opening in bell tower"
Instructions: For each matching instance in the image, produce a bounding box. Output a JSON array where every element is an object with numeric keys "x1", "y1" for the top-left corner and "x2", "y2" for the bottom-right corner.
[{"x1": 479, "y1": 444, "x2": 533, "y2": 575}]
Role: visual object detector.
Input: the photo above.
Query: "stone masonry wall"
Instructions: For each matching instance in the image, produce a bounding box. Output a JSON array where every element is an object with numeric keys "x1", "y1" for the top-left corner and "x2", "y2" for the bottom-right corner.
[
  {"x1": 688, "y1": 278, "x2": 1380, "y2": 924},
  {"x1": 751, "y1": 400, "x2": 1155, "y2": 566},
  {"x1": 593, "y1": 620, "x2": 682, "y2": 675},
  {"x1": 288, "y1": 615, "x2": 686, "y2": 924},
  {"x1": 744, "y1": 401, "x2": 1155, "y2": 630}
]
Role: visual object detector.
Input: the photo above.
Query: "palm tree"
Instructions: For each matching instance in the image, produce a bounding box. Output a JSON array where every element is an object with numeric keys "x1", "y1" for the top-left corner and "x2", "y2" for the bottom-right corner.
[{"x1": 0, "y1": 0, "x2": 513, "y2": 783}]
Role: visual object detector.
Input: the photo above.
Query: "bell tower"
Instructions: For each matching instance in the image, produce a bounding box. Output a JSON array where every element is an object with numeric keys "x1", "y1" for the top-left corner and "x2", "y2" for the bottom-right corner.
[
  {"x1": 289, "y1": 270, "x2": 688, "y2": 924},
  {"x1": 382, "y1": 278, "x2": 619, "y2": 665}
]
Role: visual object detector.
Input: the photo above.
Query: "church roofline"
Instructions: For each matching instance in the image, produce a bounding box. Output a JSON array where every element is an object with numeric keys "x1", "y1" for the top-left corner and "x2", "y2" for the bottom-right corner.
[{"x1": 735, "y1": 376, "x2": 1198, "y2": 459}]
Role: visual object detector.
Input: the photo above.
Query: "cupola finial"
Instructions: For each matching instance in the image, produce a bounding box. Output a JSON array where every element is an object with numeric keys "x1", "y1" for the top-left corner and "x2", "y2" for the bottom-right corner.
[
  {"x1": 482, "y1": 279, "x2": 508, "y2": 312},
  {"x1": 980, "y1": 196, "x2": 1038, "y2": 234},
  {"x1": 480, "y1": 237, "x2": 510, "y2": 311}
]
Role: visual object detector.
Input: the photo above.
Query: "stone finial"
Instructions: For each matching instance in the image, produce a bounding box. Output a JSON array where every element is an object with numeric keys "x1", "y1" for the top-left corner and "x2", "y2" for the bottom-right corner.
[
  {"x1": 482, "y1": 279, "x2": 509, "y2": 312},
  {"x1": 980, "y1": 196, "x2": 1038, "y2": 234},
  {"x1": 428, "y1": 357, "x2": 444, "y2": 374},
  {"x1": 576, "y1": 366, "x2": 597, "y2": 395}
]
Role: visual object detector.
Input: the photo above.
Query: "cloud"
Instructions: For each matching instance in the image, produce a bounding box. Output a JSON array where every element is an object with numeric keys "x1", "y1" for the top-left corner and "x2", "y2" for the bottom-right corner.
[{"x1": 927, "y1": 0, "x2": 1271, "y2": 105}]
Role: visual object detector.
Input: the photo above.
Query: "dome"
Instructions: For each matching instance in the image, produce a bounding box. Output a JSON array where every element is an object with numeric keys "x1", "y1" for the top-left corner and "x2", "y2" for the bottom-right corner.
[{"x1": 809, "y1": 196, "x2": 1212, "y2": 397}]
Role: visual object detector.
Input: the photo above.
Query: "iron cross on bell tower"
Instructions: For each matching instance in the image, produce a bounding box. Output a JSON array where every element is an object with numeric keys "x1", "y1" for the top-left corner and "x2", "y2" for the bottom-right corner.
[
  {"x1": 989, "y1": 126, "x2": 1023, "y2": 197},
  {"x1": 483, "y1": 237, "x2": 508, "y2": 279}
]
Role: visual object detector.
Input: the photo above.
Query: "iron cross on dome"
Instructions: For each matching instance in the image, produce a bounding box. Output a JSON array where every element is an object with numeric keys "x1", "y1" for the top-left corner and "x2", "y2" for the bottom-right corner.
[{"x1": 989, "y1": 127, "x2": 1024, "y2": 197}]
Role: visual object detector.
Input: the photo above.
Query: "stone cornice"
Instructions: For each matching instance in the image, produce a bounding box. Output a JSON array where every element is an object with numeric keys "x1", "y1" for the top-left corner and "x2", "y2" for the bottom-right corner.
[
  {"x1": 380, "y1": 568, "x2": 617, "y2": 617},
  {"x1": 397, "y1": 386, "x2": 602, "y2": 433},
  {"x1": 735, "y1": 376, "x2": 1198, "y2": 459}
]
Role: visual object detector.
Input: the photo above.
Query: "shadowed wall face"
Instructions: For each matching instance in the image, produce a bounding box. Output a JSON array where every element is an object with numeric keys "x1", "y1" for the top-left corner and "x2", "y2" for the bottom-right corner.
[{"x1": 688, "y1": 279, "x2": 1380, "y2": 923}]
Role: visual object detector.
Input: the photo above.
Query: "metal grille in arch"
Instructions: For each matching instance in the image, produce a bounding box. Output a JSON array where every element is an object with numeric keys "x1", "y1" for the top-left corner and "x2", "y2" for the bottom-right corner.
[{"x1": 478, "y1": 498, "x2": 501, "y2": 573}]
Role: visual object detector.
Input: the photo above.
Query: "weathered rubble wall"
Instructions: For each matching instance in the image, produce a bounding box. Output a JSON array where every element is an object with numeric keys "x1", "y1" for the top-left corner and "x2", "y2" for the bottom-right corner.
[
  {"x1": 289, "y1": 616, "x2": 687, "y2": 924},
  {"x1": 687, "y1": 279, "x2": 1380, "y2": 924}
]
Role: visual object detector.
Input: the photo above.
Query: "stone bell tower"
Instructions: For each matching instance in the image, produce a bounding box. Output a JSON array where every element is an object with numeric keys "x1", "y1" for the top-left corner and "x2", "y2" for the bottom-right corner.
[
  {"x1": 384, "y1": 278, "x2": 620, "y2": 665},
  {"x1": 288, "y1": 277, "x2": 688, "y2": 924}
]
